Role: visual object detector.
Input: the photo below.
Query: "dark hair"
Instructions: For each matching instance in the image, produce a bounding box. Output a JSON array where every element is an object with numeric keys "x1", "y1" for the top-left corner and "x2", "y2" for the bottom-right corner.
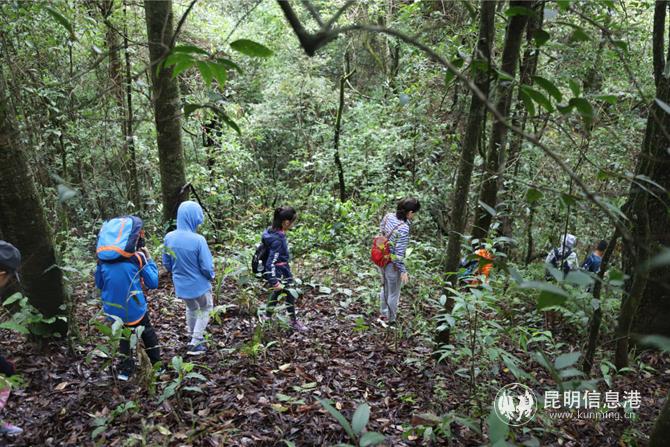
[
  {"x1": 272, "y1": 206, "x2": 297, "y2": 230},
  {"x1": 597, "y1": 240, "x2": 608, "y2": 252},
  {"x1": 396, "y1": 197, "x2": 421, "y2": 221}
]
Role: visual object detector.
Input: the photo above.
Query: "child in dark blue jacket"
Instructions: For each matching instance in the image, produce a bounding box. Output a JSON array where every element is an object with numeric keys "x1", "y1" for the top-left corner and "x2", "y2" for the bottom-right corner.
[
  {"x1": 262, "y1": 206, "x2": 306, "y2": 331},
  {"x1": 95, "y1": 223, "x2": 161, "y2": 381}
]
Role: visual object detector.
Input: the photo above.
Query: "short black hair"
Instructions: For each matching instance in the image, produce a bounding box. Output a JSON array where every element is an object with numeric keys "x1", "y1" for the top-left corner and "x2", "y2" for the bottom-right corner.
[
  {"x1": 272, "y1": 206, "x2": 297, "y2": 230},
  {"x1": 597, "y1": 240, "x2": 608, "y2": 251},
  {"x1": 396, "y1": 197, "x2": 421, "y2": 221}
]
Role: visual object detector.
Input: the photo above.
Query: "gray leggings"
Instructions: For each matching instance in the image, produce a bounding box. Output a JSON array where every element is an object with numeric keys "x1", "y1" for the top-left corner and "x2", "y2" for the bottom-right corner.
[
  {"x1": 183, "y1": 292, "x2": 213, "y2": 345},
  {"x1": 380, "y1": 263, "x2": 402, "y2": 322}
]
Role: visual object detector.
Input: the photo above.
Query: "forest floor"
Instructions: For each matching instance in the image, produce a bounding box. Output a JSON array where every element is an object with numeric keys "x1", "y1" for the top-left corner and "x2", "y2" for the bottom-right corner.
[{"x1": 0, "y1": 269, "x2": 668, "y2": 446}]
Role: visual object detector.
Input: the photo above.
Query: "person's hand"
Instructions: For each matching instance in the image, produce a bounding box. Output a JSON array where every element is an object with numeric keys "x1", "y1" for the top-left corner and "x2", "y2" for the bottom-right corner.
[
  {"x1": 401, "y1": 272, "x2": 409, "y2": 284},
  {"x1": 140, "y1": 247, "x2": 151, "y2": 259},
  {"x1": 273, "y1": 282, "x2": 284, "y2": 290}
]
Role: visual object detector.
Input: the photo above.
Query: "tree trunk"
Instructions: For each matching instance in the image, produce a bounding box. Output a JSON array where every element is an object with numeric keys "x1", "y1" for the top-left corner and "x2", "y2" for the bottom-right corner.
[
  {"x1": 144, "y1": 0, "x2": 187, "y2": 222},
  {"x1": 651, "y1": 390, "x2": 670, "y2": 446},
  {"x1": 435, "y1": 0, "x2": 496, "y2": 346},
  {"x1": 582, "y1": 230, "x2": 619, "y2": 375},
  {"x1": 124, "y1": 0, "x2": 140, "y2": 207},
  {"x1": 501, "y1": 2, "x2": 544, "y2": 240},
  {"x1": 334, "y1": 65, "x2": 354, "y2": 203},
  {"x1": 471, "y1": 0, "x2": 531, "y2": 241},
  {"x1": 616, "y1": 0, "x2": 670, "y2": 367},
  {"x1": 0, "y1": 69, "x2": 67, "y2": 335}
]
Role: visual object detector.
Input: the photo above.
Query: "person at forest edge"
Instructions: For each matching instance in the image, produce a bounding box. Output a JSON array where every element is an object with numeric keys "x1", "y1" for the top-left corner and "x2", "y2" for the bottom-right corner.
[
  {"x1": 163, "y1": 201, "x2": 215, "y2": 356},
  {"x1": 94, "y1": 221, "x2": 162, "y2": 381},
  {"x1": 378, "y1": 197, "x2": 421, "y2": 325},
  {"x1": 262, "y1": 206, "x2": 307, "y2": 331},
  {"x1": 582, "y1": 239, "x2": 607, "y2": 274},
  {"x1": 0, "y1": 241, "x2": 24, "y2": 436},
  {"x1": 544, "y1": 233, "x2": 579, "y2": 280}
]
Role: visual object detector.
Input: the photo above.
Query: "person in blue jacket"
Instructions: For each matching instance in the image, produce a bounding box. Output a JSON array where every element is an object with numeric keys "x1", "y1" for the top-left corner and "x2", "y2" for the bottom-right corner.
[
  {"x1": 262, "y1": 206, "x2": 306, "y2": 332},
  {"x1": 163, "y1": 201, "x2": 215, "y2": 356},
  {"x1": 94, "y1": 226, "x2": 161, "y2": 381}
]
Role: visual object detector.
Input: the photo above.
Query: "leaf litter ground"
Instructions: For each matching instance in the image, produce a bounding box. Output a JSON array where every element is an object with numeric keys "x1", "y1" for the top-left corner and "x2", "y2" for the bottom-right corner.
[{"x1": 1, "y1": 271, "x2": 668, "y2": 446}]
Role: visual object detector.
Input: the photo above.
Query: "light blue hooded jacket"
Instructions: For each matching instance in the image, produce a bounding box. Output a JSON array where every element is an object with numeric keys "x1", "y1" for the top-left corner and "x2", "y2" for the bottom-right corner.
[{"x1": 163, "y1": 201, "x2": 215, "y2": 299}]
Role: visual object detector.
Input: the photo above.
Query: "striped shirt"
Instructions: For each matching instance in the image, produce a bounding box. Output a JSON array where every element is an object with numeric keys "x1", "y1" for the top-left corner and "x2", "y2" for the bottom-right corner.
[{"x1": 380, "y1": 213, "x2": 411, "y2": 273}]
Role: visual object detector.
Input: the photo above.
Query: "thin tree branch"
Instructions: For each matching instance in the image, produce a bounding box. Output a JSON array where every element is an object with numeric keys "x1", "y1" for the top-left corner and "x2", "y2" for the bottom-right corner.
[{"x1": 300, "y1": 0, "x2": 324, "y2": 27}]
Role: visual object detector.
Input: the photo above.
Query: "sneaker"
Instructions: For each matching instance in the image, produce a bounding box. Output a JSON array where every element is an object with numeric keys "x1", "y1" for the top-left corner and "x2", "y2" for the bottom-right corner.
[
  {"x1": 187, "y1": 343, "x2": 207, "y2": 356},
  {"x1": 291, "y1": 320, "x2": 308, "y2": 332},
  {"x1": 0, "y1": 422, "x2": 22, "y2": 436},
  {"x1": 117, "y1": 371, "x2": 131, "y2": 381}
]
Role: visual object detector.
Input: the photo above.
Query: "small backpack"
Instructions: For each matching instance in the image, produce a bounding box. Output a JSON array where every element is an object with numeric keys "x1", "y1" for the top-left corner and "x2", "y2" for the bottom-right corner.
[
  {"x1": 545, "y1": 248, "x2": 572, "y2": 280},
  {"x1": 370, "y1": 218, "x2": 405, "y2": 268},
  {"x1": 251, "y1": 242, "x2": 269, "y2": 277},
  {"x1": 96, "y1": 216, "x2": 144, "y2": 262}
]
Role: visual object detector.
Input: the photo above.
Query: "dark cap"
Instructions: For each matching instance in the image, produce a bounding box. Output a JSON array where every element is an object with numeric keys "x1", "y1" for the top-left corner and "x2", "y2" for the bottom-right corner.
[{"x1": 0, "y1": 241, "x2": 21, "y2": 274}]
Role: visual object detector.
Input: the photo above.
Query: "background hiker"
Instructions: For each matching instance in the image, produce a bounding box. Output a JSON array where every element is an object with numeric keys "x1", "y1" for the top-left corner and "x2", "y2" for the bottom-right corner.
[
  {"x1": 262, "y1": 206, "x2": 306, "y2": 332},
  {"x1": 94, "y1": 216, "x2": 161, "y2": 381},
  {"x1": 378, "y1": 197, "x2": 420, "y2": 325},
  {"x1": 163, "y1": 201, "x2": 215, "y2": 356},
  {"x1": 0, "y1": 241, "x2": 23, "y2": 436}
]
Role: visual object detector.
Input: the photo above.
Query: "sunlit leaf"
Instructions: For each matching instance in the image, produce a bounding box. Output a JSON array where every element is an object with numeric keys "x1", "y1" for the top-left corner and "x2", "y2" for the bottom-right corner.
[{"x1": 230, "y1": 39, "x2": 273, "y2": 57}]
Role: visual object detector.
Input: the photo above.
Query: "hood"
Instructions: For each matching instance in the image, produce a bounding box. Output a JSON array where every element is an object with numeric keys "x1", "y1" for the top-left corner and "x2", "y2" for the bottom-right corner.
[
  {"x1": 176, "y1": 201, "x2": 204, "y2": 232},
  {"x1": 262, "y1": 228, "x2": 284, "y2": 243},
  {"x1": 561, "y1": 233, "x2": 576, "y2": 251}
]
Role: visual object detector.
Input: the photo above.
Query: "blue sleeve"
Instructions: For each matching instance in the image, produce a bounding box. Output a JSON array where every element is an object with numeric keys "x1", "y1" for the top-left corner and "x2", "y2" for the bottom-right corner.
[
  {"x1": 199, "y1": 237, "x2": 215, "y2": 281},
  {"x1": 94, "y1": 264, "x2": 104, "y2": 289},
  {"x1": 141, "y1": 260, "x2": 159, "y2": 289},
  {"x1": 264, "y1": 238, "x2": 282, "y2": 286},
  {"x1": 162, "y1": 237, "x2": 174, "y2": 273}
]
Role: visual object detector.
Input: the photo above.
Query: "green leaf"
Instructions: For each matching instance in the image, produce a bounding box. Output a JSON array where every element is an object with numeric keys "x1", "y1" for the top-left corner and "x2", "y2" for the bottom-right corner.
[
  {"x1": 569, "y1": 27, "x2": 590, "y2": 42},
  {"x1": 171, "y1": 59, "x2": 195, "y2": 78},
  {"x1": 597, "y1": 94, "x2": 617, "y2": 105},
  {"x1": 520, "y1": 281, "x2": 569, "y2": 310},
  {"x1": 230, "y1": 39, "x2": 273, "y2": 57},
  {"x1": 518, "y1": 89, "x2": 536, "y2": 116},
  {"x1": 3, "y1": 293, "x2": 23, "y2": 306},
  {"x1": 216, "y1": 58, "x2": 243, "y2": 74},
  {"x1": 568, "y1": 79, "x2": 581, "y2": 97},
  {"x1": 521, "y1": 85, "x2": 553, "y2": 112},
  {"x1": 525, "y1": 188, "x2": 543, "y2": 203},
  {"x1": 0, "y1": 321, "x2": 29, "y2": 335},
  {"x1": 220, "y1": 113, "x2": 241, "y2": 135},
  {"x1": 352, "y1": 403, "x2": 370, "y2": 435},
  {"x1": 564, "y1": 270, "x2": 594, "y2": 286},
  {"x1": 359, "y1": 432, "x2": 385, "y2": 447},
  {"x1": 571, "y1": 98, "x2": 594, "y2": 124},
  {"x1": 209, "y1": 62, "x2": 228, "y2": 88},
  {"x1": 173, "y1": 45, "x2": 209, "y2": 55},
  {"x1": 641, "y1": 248, "x2": 670, "y2": 272},
  {"x1": 533, "y1": 29, "x2": 550, "y2": 47},
  {"x1": 612, "y1": 40, "x2": 628, "y2": 52},
  {"x1": 487, "y1": 406, "x2": 509, "y2": 444},
  {"x1": 45, "y1": 6, "x2": 74, "y2": 38},
  {"x1": 319, "y1": 399, "x2": 355, "y2": 440},
  {"x1": 556, "y1": 0, "x2": 570, "y2": 11},
  {"x1": 478, "y1": 200, "x2": 497, "y2": 217},
  {"x1": 505, "y1": 6, "x2": 535, "y2": 17},
  {"x1": 554, "y1": 351, "x2": 580, "y2": 369},
  {"x1": 196, "y1": 61, "x2": 213, "y2": 86},
  {"x1": 532, "y1": 76, "x2": 562, "y2": 102}
]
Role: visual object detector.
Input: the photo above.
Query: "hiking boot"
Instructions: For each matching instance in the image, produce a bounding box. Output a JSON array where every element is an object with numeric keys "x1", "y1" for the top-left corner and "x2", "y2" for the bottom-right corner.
[
  {"x1": 187, "y1": 343, "x2": 207, "y2": 356},
  {"x1": 0, "y1": 422, "x2": 22, "y2": 436},
  {"x1": 291, "y1": 319, "x2": 308, "y2": 332}
]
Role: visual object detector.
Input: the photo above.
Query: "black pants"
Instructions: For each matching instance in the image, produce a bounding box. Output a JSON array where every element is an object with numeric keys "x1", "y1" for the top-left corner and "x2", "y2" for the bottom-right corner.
[
  {"x1": 119, "y1": 313, "x2": 160, "y2": 372},
  {"x1": 266, "y1": 289, "x2": 296, "y2": 320}
]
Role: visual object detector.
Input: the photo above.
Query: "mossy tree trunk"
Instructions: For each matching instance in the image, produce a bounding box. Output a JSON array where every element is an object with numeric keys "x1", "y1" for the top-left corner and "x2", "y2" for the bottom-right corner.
[{"x1": 144, "y1": 0, "x2": 187, "y2": 222}]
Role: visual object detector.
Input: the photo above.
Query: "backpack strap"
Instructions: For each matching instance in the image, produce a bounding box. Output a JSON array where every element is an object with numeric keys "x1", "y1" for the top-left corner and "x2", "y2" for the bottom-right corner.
[
  {"x1": 385, "y1": 222, "x2": 405, "y2": 239},
  {"x1": 134, "y1": 252, "x2": 146, "y2": 269}
]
